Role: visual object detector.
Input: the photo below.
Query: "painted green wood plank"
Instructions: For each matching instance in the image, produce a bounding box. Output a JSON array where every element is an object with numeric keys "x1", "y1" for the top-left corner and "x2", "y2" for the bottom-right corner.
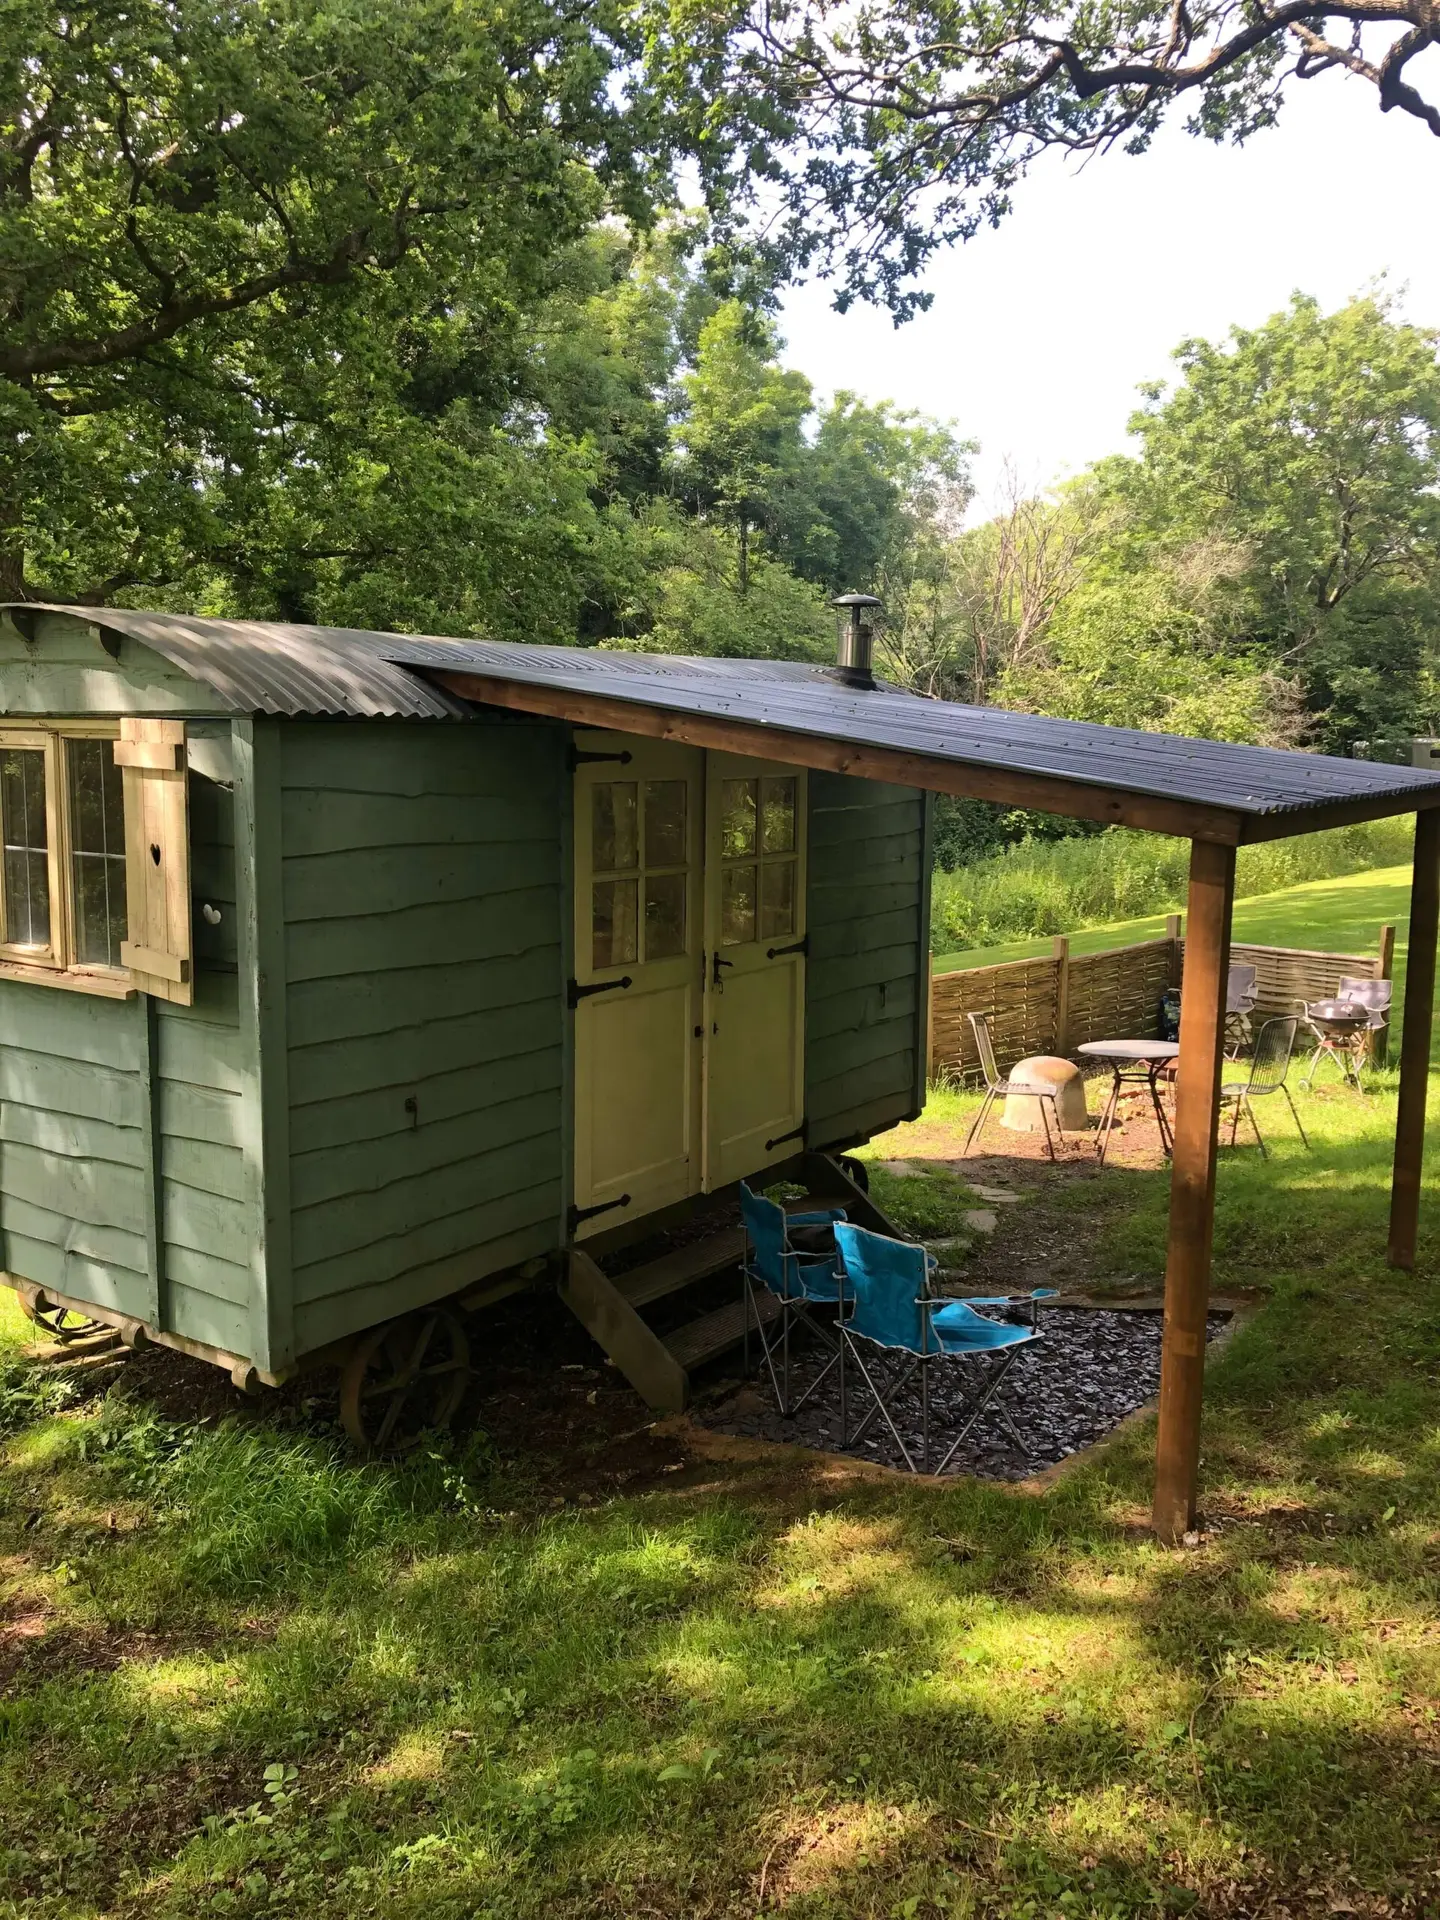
[
  {"x1": 807, "y1": 986, "x2": 917, "y2": 1044},
  {"x1": 809, "y1": 907, "x2": 923, "y2": 960},
  {"x1": 281, "y1": 841, "x2": 556, "y2": 923},
  {"x1": 159, "y1": 1081, "x2": 245, "y2": 1150},
  {"x1": 163, "y1": 1244, "x2": 251, "y2": 1309},
  {"x1": 0, "y1": 983, "x2": 146, "y2": 1070},
  {"x1": 809, "y1": 837, "x2": 922, "y2": 881},
  {"x1": 810, "y1": 807, "x2": 924, "y2": 850},
  {"x1": 806, "y1": 943, "x2": 923, "y2": 1001},
  {"x1": 809, "y1": 1050, "x2": 914, "y2": 1117},
  {"x1": 0, "y1": 1048, "x2": 139, "y2": 1128},
  {"x1": 810, "y1": 772, "x2": 914, "y2": 808},
  {"x1": 292, "y1": 1177, "x2": 559, "y2": 1306},
  {"x1": 291, "y1": 1216, "x2": 553, "y2": 1356},
  {"x1": 0, "y1": 1141, "x2": 146, "y2": 1235},
  {"x1": 811, "y1": 1090, "x2": 915, "y2": 1151},
  {"x1": 281, "y1": 788, "x2": 556, "y2": 857},
  {"x1": 286, "y1": 950, "x2": 559, "y2": 1050},
  {"x1": 1, "y1": 1192, "x2": 148, "y2": 1273},
  {"x1": 290, "y1": 1088, "x2": 560, "y2": 1210},
  {"x1": 284, "y1": 885, "x2": 559, "y2": 983},
  {"x1": 277, "y1": 720, "x2": 561, "y2": 797},
  {"x1": 166, "y1": 1280, "x2": 250, "y2": 1355},
  {"x1": 814, "y1": 880, "x2": 925, "y2": 920},
  {"x1": 0, "y1": 616, "x2": 230, "y2": 716},
  {"x1": 162, "y1": 1174, "x2": 250, "y2": 1263},
  {"x1": 161, "y1": 1136, "x2": 248, "y2": 1204},
  {"x1": 289, "y1": 1051, "x2": 562, "y2": 1153},
  {"x1": 157, "y1": 1015, "x2": 247, "y2": 1095},
  {"x1": 810, "y1": 1017, "x2": 920, "y2": 1077},
  {"x1": 0, "y1": 1097, "x2": 142, "y2": 1169},
  {"x1": 291, "y1": 1128, "x2": 560, "y2": 1268},
  {"x1": 287, "y1": 1003, "x2": 560, "y2": 1106},
  {"x1": 1, "y1": 1230, "x2": 150, "y2": 1315}
]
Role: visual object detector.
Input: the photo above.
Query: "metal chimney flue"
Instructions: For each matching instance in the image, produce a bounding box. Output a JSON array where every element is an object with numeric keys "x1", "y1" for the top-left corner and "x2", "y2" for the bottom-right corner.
[{"x1": 831, "y1": 592, "x2": 882, "y2": 690}]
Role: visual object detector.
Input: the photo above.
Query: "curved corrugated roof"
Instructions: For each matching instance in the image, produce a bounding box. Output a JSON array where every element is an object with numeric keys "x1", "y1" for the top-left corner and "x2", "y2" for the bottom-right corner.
[{"x1": 3, "y1": 604, "x2": 472, "y2": 719}]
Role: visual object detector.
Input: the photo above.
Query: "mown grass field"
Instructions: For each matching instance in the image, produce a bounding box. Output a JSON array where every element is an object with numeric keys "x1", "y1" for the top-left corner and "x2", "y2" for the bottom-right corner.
[{"x1": 1, "y1": 871, "x2": 1437, "y2": 1920}]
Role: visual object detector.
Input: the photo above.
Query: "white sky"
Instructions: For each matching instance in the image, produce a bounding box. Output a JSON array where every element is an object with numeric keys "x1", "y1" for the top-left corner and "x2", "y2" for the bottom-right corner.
[{"x1": 779, "y1": 71, "x2": 1440, "y2": 515}]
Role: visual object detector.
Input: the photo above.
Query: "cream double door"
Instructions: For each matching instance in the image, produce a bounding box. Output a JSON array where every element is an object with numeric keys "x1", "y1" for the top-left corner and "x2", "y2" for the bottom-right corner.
[{"x1": 571, "y1": 732, "x2": 806, "y2": 1237}]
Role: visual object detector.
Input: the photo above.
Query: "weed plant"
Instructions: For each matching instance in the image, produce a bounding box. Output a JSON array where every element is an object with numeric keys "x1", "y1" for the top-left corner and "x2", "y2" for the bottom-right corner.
[{"x1": 931, "y1": 819, "x2": 1413, "y2": 955}]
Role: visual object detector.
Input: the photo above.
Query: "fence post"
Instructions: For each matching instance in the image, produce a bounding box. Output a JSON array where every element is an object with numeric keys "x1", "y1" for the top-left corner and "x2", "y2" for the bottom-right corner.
[
  {"x1": 1053, "y1": 935, "x2": 1070, "y2": 1054},
  {"x1": 927, "y1": 952, "x2": 936, "y2": 1081},
  {"x1": 1166, "y1": 914, "x2": 1183, "y2": 986},
  {"x1": 1373, "y1": 923, "x2": 1396, "y2": 1068}
]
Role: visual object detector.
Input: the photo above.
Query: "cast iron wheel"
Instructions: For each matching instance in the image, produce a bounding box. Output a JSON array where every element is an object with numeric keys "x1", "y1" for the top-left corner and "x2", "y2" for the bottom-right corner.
[
  {"x1": 18, "y1": 1296, "x2": 105, "y2": 1343},
  {"x1": 338, "y1": 1311, "x2": 471, "y2": 1453}
]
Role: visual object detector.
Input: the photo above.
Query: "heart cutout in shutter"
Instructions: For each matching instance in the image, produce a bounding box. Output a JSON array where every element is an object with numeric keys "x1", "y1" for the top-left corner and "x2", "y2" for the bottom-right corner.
[{"x1": 150, "y1": 844, "x2": 161, "y2": 864}]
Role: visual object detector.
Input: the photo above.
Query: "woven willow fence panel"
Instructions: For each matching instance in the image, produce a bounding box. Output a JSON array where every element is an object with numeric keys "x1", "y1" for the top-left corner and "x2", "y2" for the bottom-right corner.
[{"x1": 931, "y1": 925, "x2": 1391, "y2": 1083}]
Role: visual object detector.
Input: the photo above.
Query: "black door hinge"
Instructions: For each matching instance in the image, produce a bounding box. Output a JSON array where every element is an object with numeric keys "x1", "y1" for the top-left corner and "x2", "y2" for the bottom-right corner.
[
  {"x1": 568, "y1": 975, "x2": 632, "y2": 1009},
  {"x1": 765, "y1": 1122, "x2": 807, "y2": 1152},
  {"x1": 766, "y1": 935, "x2": 809, "y2": 960},
  {"x1": 569, "y1": 747, "x2": 634, "y2": 771},
  {"x1": 568, "y1": 1193, "x2": 631, "y2": 1235}
]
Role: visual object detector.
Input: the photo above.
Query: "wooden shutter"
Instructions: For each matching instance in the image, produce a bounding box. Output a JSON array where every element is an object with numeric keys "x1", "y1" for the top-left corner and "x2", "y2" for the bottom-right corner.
[{"x1": 116, "y1": 719, "x2": 193, "y2": 1005}]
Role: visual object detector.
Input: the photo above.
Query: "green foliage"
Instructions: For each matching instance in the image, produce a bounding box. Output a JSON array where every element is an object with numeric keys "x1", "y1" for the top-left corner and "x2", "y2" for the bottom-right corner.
[{"x1": 929, "y1": 819, "x2": 1414, "y2": 954}]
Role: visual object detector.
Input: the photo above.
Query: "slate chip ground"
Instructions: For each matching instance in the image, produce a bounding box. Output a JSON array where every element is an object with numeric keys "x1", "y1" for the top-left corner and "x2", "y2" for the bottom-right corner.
[{"x1": 693, "y1": 1304, "x2": 1229, "y2": 1478}]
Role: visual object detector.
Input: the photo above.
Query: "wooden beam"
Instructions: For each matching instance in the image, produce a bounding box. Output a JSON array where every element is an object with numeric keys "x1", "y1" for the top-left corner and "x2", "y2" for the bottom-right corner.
[
  {"x1": 1153, "y1": 839, "x2": 1236, "y2": 1544},
  {"x1": 1237, "y1": 788, "x2": 1440, "y2": 844},
  {"x1": 430, "y1": 670, "x2": 1250, "y2": 844},
  {"x1": 1388, "y1": 810, "x2": 1440, "y2": 1270}
]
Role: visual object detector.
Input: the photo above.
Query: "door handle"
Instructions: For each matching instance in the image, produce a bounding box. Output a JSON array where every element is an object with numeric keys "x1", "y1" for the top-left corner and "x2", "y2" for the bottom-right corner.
[
  {"x1": 711, "y1": 953, "x2": 734, "y2": 990},
  {"x1": 766, "y1": 935, "x2": 809, "y2": 960},
  {"x1": 567, "y1": 975, "x2": 632, "y2": 1008}
]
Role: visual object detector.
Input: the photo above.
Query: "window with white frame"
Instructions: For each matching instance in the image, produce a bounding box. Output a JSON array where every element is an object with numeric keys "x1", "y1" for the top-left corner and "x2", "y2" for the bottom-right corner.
[{"x1": 0, "y1": 725, "x2": 129, "y2": 985}]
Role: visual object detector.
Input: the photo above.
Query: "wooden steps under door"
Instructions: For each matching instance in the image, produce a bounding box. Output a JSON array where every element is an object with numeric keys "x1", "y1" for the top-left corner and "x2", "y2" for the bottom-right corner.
[{"x1": 559, "y1": 1153, "x2": 903, "y2": 1413}]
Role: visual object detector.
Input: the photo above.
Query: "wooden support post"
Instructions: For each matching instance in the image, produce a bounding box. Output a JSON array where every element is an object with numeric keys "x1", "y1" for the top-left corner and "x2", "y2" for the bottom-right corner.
[
  {"x1": 1373, "y1": 922, "x2": 1396, "y2": 1069},
  {"x1": 1388, "y1": 812, "x2": 1440, "y2": 1270},
  {"x1": 1052, "y1": 936, "x2": 1071, "y2": 1054},
  {"x1": 927, "y1": 952, "x2": 936, "y2": 1083},
  {"x1": 1153, "y1": 841, "x2": 1236, "y2": 1544}
]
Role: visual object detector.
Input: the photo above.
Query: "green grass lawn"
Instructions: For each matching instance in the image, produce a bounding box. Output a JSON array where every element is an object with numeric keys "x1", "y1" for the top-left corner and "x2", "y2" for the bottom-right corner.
[{"x1": 1, "y1": 1050, "x2": 1438, "y2": 1918}]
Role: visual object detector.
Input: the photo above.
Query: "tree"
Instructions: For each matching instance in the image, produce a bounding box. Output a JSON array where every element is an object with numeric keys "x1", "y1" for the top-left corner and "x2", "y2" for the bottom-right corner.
[
  {"x1": 2, "y1": 0, "x2": 676, "y2": 602},
  {"x1": 671, "y1": 301, "x2": 813, "y2": 593},
  {"x1": 656, "y1": 0, "x2": 1440, "y2": 314},
  {"x1": 1109, "y1": 293, "x2": 1440, "y2": 746}
]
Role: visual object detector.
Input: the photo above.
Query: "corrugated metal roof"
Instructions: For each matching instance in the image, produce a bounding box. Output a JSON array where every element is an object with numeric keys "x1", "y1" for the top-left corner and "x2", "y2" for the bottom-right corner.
[
  {"x1": 2, "y1": 604, "x2": 471, "y2": 719},
  {"x1": 384, "y1": 637, "x2": 1440, "y2": 823}
]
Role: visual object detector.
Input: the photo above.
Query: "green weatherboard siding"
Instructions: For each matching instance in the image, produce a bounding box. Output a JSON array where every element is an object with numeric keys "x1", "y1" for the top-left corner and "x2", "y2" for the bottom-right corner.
[{"x1": 805, "y1": 775, "x2": 929, "y2": 1148}]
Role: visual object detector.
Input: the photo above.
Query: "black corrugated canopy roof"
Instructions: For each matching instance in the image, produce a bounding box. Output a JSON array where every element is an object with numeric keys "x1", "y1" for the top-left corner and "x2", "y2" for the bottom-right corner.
[{"x1": 7, "y1": 605, "x2": 1440, "y2": 844}]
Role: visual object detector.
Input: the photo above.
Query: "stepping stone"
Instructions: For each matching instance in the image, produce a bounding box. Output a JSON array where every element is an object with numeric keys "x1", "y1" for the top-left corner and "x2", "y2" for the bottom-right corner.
[
  {"x1": 970, "y1": 1185, "x2": 1021, "y2": 1204},
  {"x1": 963, "y1": 1210, "x2": 999, "y2": 1234},
  {"x1": 879, "y1": 1159, "x2": 927, "y2": 1177}
]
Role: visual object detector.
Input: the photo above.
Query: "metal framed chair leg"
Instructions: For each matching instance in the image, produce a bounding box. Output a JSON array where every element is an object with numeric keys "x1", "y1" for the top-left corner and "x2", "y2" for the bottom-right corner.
[
  {"x1": 843, "y1": 1337, "x2": 921, "y2": 1471},
  {"x1": 1246, "y1": 1097, "x2": 1268, "y2": 1159},
  {"x1": 1036, "y1": 1094, "x2": 1056, "y2": 1162},
  {"x1": 964, "y1": 1087, "x2": 998, "y2": 1157},
  {"x1": 920, "y1": 1358, "x2": 931, "y2": 1473},
  {"x1": 1281, "y1": 1082, "x2": 1311, "y2": 1149},
  {"x1": 933, "y1": 1347, "x2": 1027, "y2": 1475}
]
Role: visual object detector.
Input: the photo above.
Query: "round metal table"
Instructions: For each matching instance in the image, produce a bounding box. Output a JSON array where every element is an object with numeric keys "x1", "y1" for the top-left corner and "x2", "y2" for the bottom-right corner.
[{"x1": 1077, "y1": 1039, "x2": 1180, "y2": 1165}]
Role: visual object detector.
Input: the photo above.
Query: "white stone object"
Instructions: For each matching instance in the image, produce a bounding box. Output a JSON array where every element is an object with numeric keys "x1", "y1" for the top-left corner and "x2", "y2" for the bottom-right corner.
[{"x1": 1000, "y1": 1055, "x2": 1089, "y2": 1133}]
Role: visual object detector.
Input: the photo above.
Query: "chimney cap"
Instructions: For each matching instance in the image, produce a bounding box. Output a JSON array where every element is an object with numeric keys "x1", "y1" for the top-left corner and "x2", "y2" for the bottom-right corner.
[{"x1": 830, "y1": 591, "x2": 883, "y2": 609}]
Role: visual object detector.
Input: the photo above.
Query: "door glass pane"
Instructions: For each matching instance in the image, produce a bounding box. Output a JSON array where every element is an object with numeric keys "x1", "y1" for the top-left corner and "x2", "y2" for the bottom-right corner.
[
  {"x1": 1, "y1": 747, "x2": 50, "y2": 950},
  {"x1": 592, "y1": 782, "x2": 638, "y2": 872},
  {"x1": 720, "y1": 779, "x2": 757, "y2": 858},
  {"x1": 760, "y1": 859, "x2": 796, "y2": 940},
  {"x1": 644, "y1": 781, "x2": 687, "y2": 867},
  {"x1": 67, "y1": 738, "x2": 128, "y2": 966},
  {"x1": 760, "y1": 777, "x2": 797, "y2": 854},
  {"x1": 721, "y1": 864, "x2": 756, "y2": 947},
  {"x1": 644, "y1": 872, "x2": 686, "y2": 959},
  {"x1": 592, "y1": 878, "x2": 637, "y2": 969}
]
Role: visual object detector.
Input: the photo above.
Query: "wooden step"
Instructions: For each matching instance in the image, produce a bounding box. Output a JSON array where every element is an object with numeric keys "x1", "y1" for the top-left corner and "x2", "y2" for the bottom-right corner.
[
  {"x1": 615, "y1": 1228, "x2": 747, "y2": 1310},
  {"x1": 663, "y1": 1290, "x2": 778, "y2": 1372}
]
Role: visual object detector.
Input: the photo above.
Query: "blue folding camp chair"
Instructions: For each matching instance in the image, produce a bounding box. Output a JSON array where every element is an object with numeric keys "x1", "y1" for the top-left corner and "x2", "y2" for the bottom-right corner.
[
  {"x1": 833, "y1": 1221, "x2": 1049, "y2": 1474},
  {"x1": 740, "y1": 1184, "x2": 847, "y2": 1417}
]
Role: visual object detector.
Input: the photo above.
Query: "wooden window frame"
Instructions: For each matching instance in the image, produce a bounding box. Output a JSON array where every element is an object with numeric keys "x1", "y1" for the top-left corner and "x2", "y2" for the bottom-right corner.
[{"x1": 0, "y1": 721, "x2": 136, "y2": 998}]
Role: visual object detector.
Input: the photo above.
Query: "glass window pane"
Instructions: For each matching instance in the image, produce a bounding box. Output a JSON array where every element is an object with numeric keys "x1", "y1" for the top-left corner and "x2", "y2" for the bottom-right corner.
[
  {"x1": 721, "y1": 864, "x2": 756, "y2": 947},
  {"x1": 760, "y1": 859, "x2": 796, "y2": 940},
  {"x1": 760, "y1": 777, "x2": 797, "y2": 854},
  {"x1": 1, "y1": 747, "x2": 50, "y2": 950},
  {"x1": 720, "y1": 779, "x2": 757, "y2": 858},
  {"x1": 644, "y1": 871, "x2": 686, "y2": 960},
  {"x1": 643, "y1": 780, "x2": 687, "y2": 868},
  {"x1": 67, "y1": 739, "x2": 128, "y2": 966},
  {"x1": 592, "y1": 878, "x2": 637, "y2": 969},
  {"x1": 592, "y1": 782, "x2": 638, "y2": 872}
]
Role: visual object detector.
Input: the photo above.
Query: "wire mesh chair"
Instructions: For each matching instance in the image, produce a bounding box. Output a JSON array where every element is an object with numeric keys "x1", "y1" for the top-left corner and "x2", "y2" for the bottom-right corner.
[
  {"x1": 1225, "y1": 962, "x2": 1259, "y2": 1057},
  {"x1": 963, "y1": 1012, "x2": 1065, "y2": 1162},
  {"x1": 833, "y1": 1222, "x2": 1044, "y2": 1474},
  {"x1": 740, "y1": 1184, "x2": 847, "y2": 1417},
  {"x1": 1220, "y1": 1015, "x2": 1309, "y2": 1157}
]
